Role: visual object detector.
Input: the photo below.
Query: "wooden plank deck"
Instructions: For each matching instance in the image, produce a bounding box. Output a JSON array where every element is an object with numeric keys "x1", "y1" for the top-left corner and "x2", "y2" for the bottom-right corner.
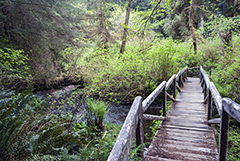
[{"x1": 144, "y1": 77, "x2": 219, "y2": 161}]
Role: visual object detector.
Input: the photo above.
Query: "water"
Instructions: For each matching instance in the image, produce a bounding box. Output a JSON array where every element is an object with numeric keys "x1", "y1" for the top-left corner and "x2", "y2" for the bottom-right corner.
[
  {"x1": 34, "y1": 85, "x2": 161, "y2": 145},
  {"x1": 105, "y1": 103, "x2": 131, "y2": 124}
]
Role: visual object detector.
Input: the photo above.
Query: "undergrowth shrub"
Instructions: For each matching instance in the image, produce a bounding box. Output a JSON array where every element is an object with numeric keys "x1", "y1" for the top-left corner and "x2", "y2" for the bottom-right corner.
[
  {"x1": 81, "y1": 38, "x2": 180, "y2": 102},
  {"x1": 211, "y1": 35, "x2": 240, "y2": 103},
  {"x1": 0, "y1": 88, "x2": 122, "y2": 160},
  {"x1": 85, "y1": 98, "x2": 109, "y2": 131},
  {"x1": 0, "y1": 89, "x2": 83, "y2": 160},
  {"x1": 228, "y1": 126, "x2": 240, "y2": 160}
]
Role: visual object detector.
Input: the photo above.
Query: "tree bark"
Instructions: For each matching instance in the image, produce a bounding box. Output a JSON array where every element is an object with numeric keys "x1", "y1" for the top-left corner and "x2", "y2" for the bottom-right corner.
[
  {"x1": 189, "y1": 0, "x2": 197, "y2": 55},
  {"x1": 1, "y1": 1, "x2": 8, "y2": 36},
  {"x1": 120, "y1": 0, "x2": 133, "y2": 54},
  {"x1": 220, "y1": 29, "x2": 232, "y2": 56}
]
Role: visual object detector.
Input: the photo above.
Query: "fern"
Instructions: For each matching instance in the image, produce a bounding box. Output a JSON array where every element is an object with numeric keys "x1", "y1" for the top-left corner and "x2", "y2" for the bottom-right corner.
[
  {"x1": 0, "y1": 89, "x2": 82, "y2": 160},
  {"x1": 0, "y1": 89, "x2": 34, "y2": 160}
]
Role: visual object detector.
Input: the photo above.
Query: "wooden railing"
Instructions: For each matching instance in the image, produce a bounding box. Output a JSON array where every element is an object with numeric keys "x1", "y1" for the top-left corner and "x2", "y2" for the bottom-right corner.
[
  {"x1": 107, "y1": 67, "x2": 188, "y2": 161},
  {"x1": 200, "y1": 66, "x2": 240, "y2": 161}
]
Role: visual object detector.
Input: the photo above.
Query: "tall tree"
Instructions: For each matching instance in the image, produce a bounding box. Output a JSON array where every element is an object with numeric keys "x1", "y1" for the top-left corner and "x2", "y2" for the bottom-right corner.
[
  {"x1": 120, "y1": 0, "x2": 133, "y2": 54},
  {"x1": 189, "y1": 0, "x2": 197, "y2": 54}
]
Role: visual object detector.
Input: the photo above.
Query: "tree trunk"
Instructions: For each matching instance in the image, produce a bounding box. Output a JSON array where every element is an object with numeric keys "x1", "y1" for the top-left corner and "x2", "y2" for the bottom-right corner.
[
  {"x1": 120, "y1": 0, "x2": 133, "y2": 54},
  {"x1": 1, "y1": 1, "x2": 8, "y2": 36},
  {"x1": 220, "y1": 29, "x2": 232, "y2": 56},
  {"x1": 189, "y1": 0, "x2": 197, "y2": 54}
]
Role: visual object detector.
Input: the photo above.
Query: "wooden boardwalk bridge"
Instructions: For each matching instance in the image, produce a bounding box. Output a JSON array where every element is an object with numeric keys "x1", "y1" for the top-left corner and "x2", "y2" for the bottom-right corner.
[
  {"x1": 108, "y1": 66, "x2": 240, "y2": 161},
  {"x1": 144, "y1": 77, "x2": 218, "y2": 160}
]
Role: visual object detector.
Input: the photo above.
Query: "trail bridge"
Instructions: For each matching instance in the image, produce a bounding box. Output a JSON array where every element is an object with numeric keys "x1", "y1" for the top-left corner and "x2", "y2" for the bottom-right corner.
[{"x1": 107, "y1": 66, "x2": 240, "y2": 161}]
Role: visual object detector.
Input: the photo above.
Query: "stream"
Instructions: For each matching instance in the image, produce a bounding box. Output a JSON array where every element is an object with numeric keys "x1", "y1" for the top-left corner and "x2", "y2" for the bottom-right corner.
[
  {"x1": 34, "y1": 85, "x2": 159, "y2": 144},
  {"x1": 34, "y1": 85, "x2": 131, "y2": 125}
]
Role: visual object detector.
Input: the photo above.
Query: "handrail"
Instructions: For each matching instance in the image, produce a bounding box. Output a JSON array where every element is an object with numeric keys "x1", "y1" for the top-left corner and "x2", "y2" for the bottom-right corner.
[
  {"x1": 107, "y1": 96, "x2": 143, "y2": 161},
  {"x1": 142, "y1": 81, "x2": 166, "y2": 113},
  {"x1": 107, "y1": 67, "x2": 188, "y2": 161},
  {"x1": 222, "y1": 98, "x2": 240, "y2": 122},
  {"x1": 199, "y1": 66, "x2": 240, "y2": 161}
]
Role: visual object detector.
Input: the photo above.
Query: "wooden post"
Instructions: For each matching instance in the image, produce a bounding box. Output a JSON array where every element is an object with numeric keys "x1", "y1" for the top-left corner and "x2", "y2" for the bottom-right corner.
[
  {"x1": 207, "y1": 89, "x2": 212, "y2": 120},
  {"x1": 199, "y1": 71, "x2": 202, "y2": 80},
  {"x1": 204, "y1": 81, "x2": 207, "y2": 99},
  {"x1": 201, "y1": 78, "x2": 204, "y2": 87},
  {"x1": 219, "y1": 107, "x2": 229, "y2": 161},
  {"x1": 136, "y1": 100, "x2": 144, "y2": 159},
  {"x1": 183, "y1": 71, "x2": 187, "y2": 82},
  {"x1": 183, "y1": 71, "x2": 186, "y2": 81},
  {"x1": 179, "y1": 75, "x2": 182, "y2": 87},
  {"x1": 173, "y1": 77, "x2": 176, "y2": 99},
  {"x1": 181, "y1": 74, "x2": 184, "y2": 86},
  {"x1": 162, "y1": 86, "x2": 167, "y2": 117},
  {"x1": 202, "y1": 82, "x2": 205, "y2": 93}
]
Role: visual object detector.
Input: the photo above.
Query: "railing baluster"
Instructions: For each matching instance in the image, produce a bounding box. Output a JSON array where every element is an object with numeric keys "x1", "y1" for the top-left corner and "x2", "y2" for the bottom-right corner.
[
  {"x1": 162, "y1": 86, "x2": 166, "y2": 117},
  {"x1": 204, "y1": 81, "x2": 207, "y2": 99},
  {"x1": 136, "y1": 100, "x2": 144, "y2": 159},
  {"x1": 207, "y1": 89, "x2": 212, "y2": 120},
  {"x1": 173, "y1": 77, "x2": 176, "y2": 99},
  {"x1": 219, "y1": 107, "x2": 229, "y2": 161}
]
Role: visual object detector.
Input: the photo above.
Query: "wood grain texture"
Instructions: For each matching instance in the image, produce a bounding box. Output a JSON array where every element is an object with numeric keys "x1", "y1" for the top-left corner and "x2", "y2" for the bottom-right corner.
[{"x1": 144, "y1": 78, "x2": 218, "y2": 161}]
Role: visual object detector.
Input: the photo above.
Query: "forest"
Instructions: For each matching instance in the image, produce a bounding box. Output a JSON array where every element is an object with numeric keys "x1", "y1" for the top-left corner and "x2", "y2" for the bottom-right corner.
[{"x1": 0, "y1": 0, "x2": 240, "y2": 160}]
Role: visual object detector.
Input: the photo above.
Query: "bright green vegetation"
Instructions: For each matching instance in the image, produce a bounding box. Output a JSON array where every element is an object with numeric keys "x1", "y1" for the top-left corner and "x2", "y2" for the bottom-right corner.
[
  {"x1": 1, "y1": 0, "x2": 240, "y2": 160},
  {"x1": 0, "y1": 88, "x2": 121, "y2": 160},
  {"x1": 81, "y1": 38, "x2": 180, "y2": 102}
]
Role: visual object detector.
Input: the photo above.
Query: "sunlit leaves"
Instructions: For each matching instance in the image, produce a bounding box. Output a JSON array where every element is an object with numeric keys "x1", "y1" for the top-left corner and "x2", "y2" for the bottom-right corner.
[{"x1": 0, "y1": 48, "x2": 31, "y2": 79}]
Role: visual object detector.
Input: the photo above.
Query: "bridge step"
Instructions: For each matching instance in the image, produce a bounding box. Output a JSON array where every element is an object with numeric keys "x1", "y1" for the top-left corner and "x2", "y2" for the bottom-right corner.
[{"x1": 144, "y1": 77, "x2": 218, "y2": 161}]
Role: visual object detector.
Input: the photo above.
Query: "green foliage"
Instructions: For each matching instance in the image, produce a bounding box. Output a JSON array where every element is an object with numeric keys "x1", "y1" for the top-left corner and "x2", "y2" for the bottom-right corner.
[
  {"x1": 81, "y1": 38, "x2": 179, "y2": 102},
  {"x1": 209, "y1": 35, "x2": 240, "y2": 103},
  {"x1": 0, "y1": 89, "x2": 38, "y2": 160},
  {"x1": 0, "y1": 88, "x2": 81, "y2": 160},
  {"x1": 205, "y1": 15, "x2": 240, "y2": 37},
  {"x1": 0, "y1": 88, "x2": 122, "y2": 160},
  {"x1": 228, "y1": 126, "x2": 240, "y2": 160},
  {"x1": 85, "y1": 98, "x2": 109, "y2": 128},
  {"x1": 212, "y1": 57, "x2": 240, "y2": 103},
  {"x1": 0, "y1": 48, "x2": 31, "y2": 80}
]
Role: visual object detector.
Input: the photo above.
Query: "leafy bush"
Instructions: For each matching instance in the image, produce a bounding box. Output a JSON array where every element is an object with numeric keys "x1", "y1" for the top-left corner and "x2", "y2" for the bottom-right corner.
[
  {"x1": 228, "y1": 126, "x2": 240, "y2": 160},
  {"x1": 81, "y1": 38, "x2": 180, "y2": 102},
  {"x1": 0, "y1": 88, "x2": 123, "y2": 160},
  {"x1": 211, "y1": 35, "x2": 240, "y2": 103},
  {"x1": 0, "y1": 89, "x2": 81, "y2": 160},
  {"x1": 0, "y1": 48, "x2": 31, "y2": 79}
]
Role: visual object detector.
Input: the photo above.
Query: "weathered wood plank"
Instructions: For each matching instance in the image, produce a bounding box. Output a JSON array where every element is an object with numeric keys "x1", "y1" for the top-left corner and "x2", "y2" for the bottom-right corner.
[
  {"x1": 222, "y1": 98, "x2": 240, "y2": 122},
  {"x1": 208, "y1": 118, "x2": 221, "y2": 125},
  {"x1": 219, "y1": 106, "x2": 229, "y2": 161},
  {"x1": 136, "y1": 100, "x2": 144, "y2": 158},
  {"x1": 162, "y1": 86, "x2": 167, "y2": 116},
  {"x1": 204, "y1": 93, "x2": 209, "y2": 104},
  {"x1": 145, "y1": 156, "x2": 178, "y2": 161},
  {"x1": 166, "y1": 74, "x2": 176, "y2": 90},
  {"x1": 161, "y1": 124, "x2": 211, "y2": 132},
  {"x1": 107, "y1": 96, "x2": 142, "y2": 161},
  {"x1": 167, "y1": 93, "x2": 176, "y2": 102},
  {"x1": 208, "y1": 89, "x2": 213, "y2": 120},
  {"x1": 145, "y1": 77, "x2": 218, "y2": 161},
  {"x1": 143, "y1": 114, "x2": 166, "y2": 121},
  {"x1": 142, "y1": 81, "x2": 166, "y2": 112},
  {"x1": 176, "y1": 84, "x2": 181, "y2": 92},
  {"x1": 173, "y1": 77, "x2": 176, "y2": 99},
  {"x1": 209, "y1": 82, "x2": 222, "y2": 115},
  {"x1": 176, "y1": 71, "x2": 182, "y2": 80}
]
